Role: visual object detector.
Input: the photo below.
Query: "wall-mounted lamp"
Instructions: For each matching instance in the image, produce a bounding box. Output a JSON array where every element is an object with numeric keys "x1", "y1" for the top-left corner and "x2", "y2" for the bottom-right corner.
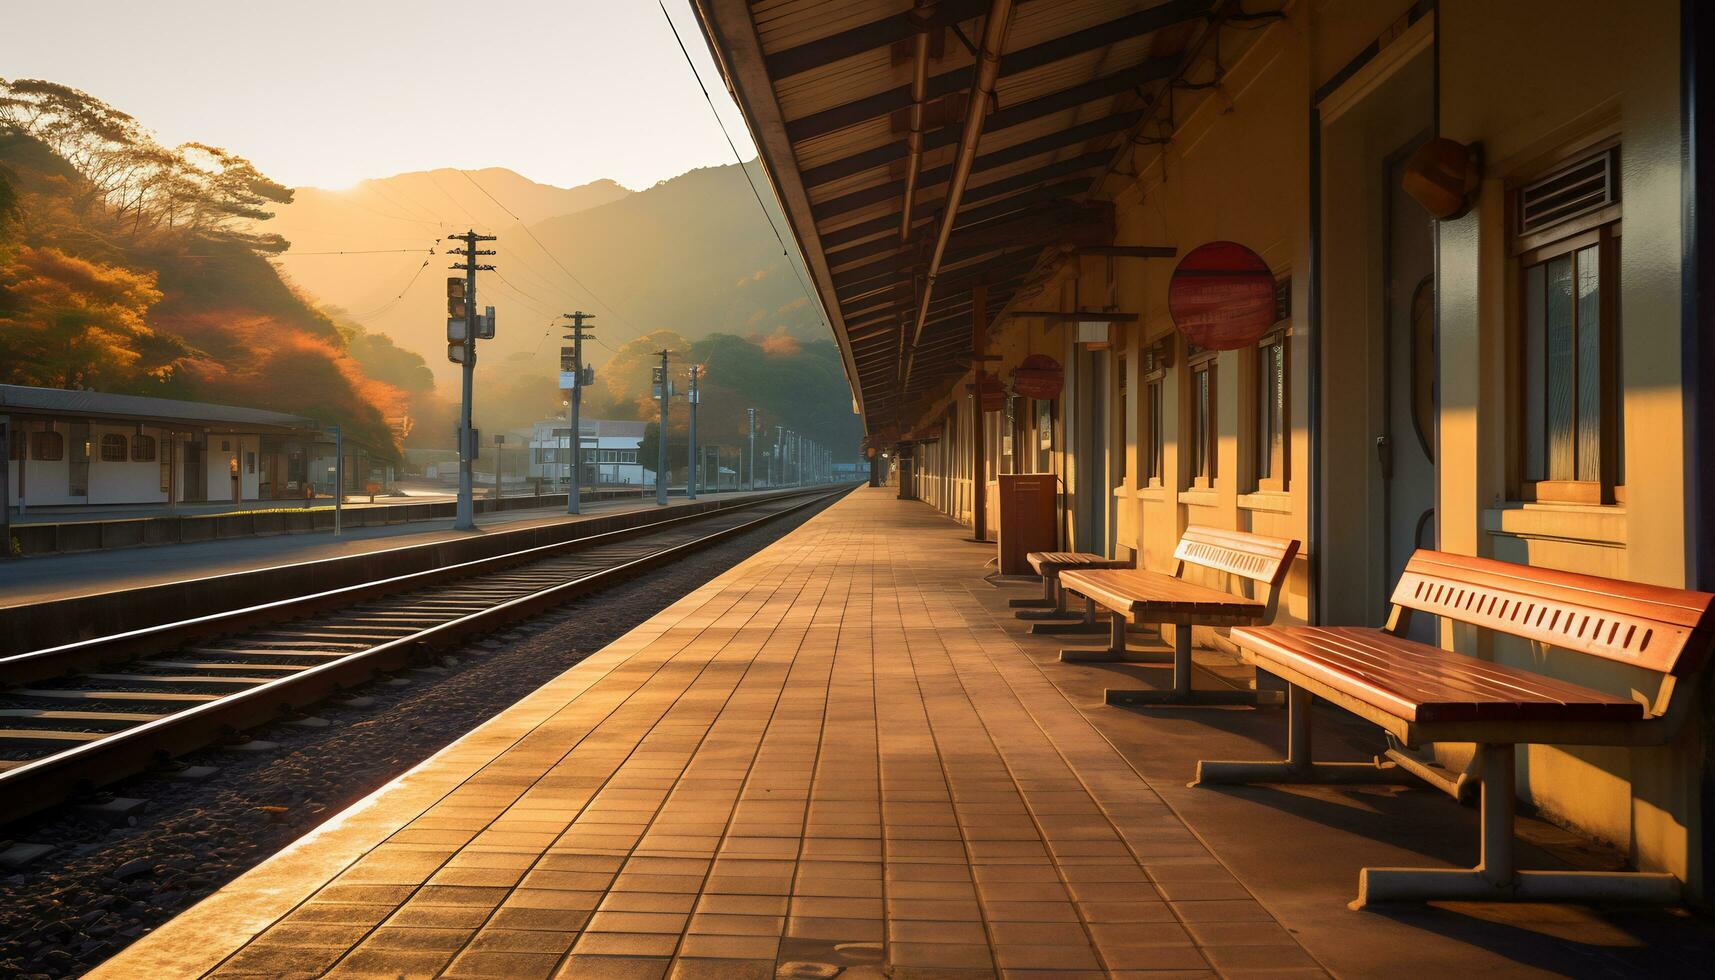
[{"x1": 1401, "y1": 137, "x2": 1483, "y2": 220}]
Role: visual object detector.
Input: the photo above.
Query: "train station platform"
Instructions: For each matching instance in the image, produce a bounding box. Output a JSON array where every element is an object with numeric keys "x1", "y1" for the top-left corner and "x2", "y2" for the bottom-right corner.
[{"x1": 92, "y1": 487, "x2": 1714, "y2": 978}]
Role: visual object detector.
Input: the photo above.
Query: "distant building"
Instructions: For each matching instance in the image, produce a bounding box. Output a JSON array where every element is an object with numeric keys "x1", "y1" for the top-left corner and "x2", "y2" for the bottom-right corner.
[
  {"x1": 528, "y1": 418, "x2": 646, "y2": 487},
  {"x1": 1, "y1": 384, "x2": 378, "y2": 509}
]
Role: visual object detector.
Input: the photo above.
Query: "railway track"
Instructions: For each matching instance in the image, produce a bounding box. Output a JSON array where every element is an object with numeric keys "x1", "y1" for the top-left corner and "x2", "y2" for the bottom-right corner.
[{"x1": 0, "y1": 486, "x2": 848, "y2": 825}]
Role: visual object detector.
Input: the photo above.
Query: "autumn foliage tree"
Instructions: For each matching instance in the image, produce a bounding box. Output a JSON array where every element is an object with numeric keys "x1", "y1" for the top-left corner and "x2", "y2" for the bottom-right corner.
[
  {"x1": 0, "y1": 79, "x2": 405, "y2": 459},
  {"x1": 0, "y1": 244, "x2": 193, "y2": 389}
]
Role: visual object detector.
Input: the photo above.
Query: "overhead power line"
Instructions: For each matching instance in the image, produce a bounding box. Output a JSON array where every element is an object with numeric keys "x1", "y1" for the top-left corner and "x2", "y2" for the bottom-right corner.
[
  {"x1": 656, "y1": 0, "x2": 828, "y2": 328},
  {"x1": 457, "y1": 170, "x2": 644, "y2": 338}
]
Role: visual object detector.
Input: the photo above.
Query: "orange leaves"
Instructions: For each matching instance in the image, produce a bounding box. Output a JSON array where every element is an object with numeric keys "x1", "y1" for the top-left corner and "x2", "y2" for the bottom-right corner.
[{"x1": 0, "y1": 244, "x2": 179, "y2": 389}]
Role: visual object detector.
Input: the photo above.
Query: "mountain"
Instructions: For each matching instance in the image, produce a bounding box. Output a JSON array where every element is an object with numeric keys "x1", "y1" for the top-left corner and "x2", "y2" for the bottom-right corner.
[{"x1": 268, "y1": 163, "x2": 827, "y2": 392}]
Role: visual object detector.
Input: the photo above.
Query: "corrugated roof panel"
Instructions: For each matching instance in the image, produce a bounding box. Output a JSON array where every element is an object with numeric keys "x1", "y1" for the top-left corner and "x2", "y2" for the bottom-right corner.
[
  {"x1": 776, "y1": 48, "x2": 906, "y2": 120},
  {"x1": 752, "y1": 0, "x2": 910, "y2": 54},
  {"x1": 794, "y1": 116, "x2": 898, "y2": 169},
  {"x1": 1003, "y1": 0, "x2": 1155, "y2": 50}
]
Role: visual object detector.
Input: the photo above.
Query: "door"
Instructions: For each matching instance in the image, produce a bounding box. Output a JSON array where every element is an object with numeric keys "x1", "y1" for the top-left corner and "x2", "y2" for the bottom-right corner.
[
  {"x1": 1076, "y1": 349, "x2": 1111, "y2": 556},
  {"x1": 1382, "y1": 140, "x2": 1437, "y2": 640},
  {"x1": 229, "y1": 452, "x2": 241, "y2": 502},
  {"x1": 182, "y1": 440, "x2": 206, "y2": 502}
]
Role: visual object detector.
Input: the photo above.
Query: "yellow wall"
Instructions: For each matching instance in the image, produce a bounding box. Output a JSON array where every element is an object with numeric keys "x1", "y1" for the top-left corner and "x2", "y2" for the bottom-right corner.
[{"x1": 895, "y1": 0, "x2": 1701, "y2": 893}]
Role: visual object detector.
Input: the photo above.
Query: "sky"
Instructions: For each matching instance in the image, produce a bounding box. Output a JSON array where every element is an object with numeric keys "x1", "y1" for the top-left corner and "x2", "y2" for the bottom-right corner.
[{"x1": 0, "y1": 0, "x2": 757, "y2": 192}]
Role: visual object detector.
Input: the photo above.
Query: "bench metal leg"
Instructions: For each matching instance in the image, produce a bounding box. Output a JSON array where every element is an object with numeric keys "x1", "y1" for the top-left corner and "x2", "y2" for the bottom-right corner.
[
  {"x1": 1008, "y1": 575, "x2": 1058, "y2": 610},
  {"x1": 1029, "y1": 589, "x2": 1105, "y2": 634},
  {"x1": 1059, "y1": 611, "x2": 1171, "y2": 664},
  {"x1": 1105, "y1": 625, "x2": 1255, "y2": 707},
  {"x1": 1194, "y1": 686, "x2": 1416, "y2": 785},
  {"x1": 1353, "y1": 744, "x2": 1680, "y2": 908}
]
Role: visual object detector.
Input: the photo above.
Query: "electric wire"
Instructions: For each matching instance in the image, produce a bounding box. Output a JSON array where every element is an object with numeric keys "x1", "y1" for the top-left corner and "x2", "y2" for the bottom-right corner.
[
  {"x1": 456, "y1": 169, "x2": 645, "y2": 339},
  {"x1": 656, "y1": 0, "x2": 828, "y2": 329}
]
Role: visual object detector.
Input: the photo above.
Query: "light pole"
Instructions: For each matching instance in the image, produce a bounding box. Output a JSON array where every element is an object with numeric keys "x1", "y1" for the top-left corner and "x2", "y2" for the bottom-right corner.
[
  {"x1": 654, "y1": 350, "x2": 670, "y2": 506},
  {"x1": 560, "y1": 312, "x2": 594, "y2": 514},
  {"x1": 746, "y1": 408, "x2": 756, "y2": 492},
  {"x1": 445, "y1": 230, "x2": 496, "y2": 531},
  {"x1": 327, "y1": 424, "x2": 343, "y2": 536},
  {"x1": 686, "y1": 364, "x2": 699, "y2": 501}
]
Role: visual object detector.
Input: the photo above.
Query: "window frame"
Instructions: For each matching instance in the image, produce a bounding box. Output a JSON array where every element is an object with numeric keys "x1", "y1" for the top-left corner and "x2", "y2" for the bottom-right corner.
[
  {"x1": 1138, "y1": 340, "x2": 1169, "y2": 489},
  {"x1": 1253, "y1": 325, "x2": 1291, "y2": 492},
  {"x1": 1187, "y1": 347, "x2": 1218, "y2": 489},
  {"x1": 100, "y1": 433, "x2": 128, "y2": 463},
  {"x1": 32, "y1": 431, "x2": 63, "y2": 461},
  {"x1": 1511, "y1": 141, "x2": 1622, "y2": 506}
]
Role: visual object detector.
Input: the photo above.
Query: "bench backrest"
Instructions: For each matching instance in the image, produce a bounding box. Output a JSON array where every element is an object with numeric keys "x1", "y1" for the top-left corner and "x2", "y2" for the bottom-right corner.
[
  {"x1": 1391, "y1": 550, "x2": 1715, "y2": 676},
  {"x1": 1175, "y1": 526, "x2": 1300, "y2": 589}
]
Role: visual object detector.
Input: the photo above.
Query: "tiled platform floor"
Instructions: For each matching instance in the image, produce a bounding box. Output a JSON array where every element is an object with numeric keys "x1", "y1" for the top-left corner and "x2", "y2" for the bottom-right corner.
[{"x1": 93, "y1": 487, "x2": 1713, "y2": 978}]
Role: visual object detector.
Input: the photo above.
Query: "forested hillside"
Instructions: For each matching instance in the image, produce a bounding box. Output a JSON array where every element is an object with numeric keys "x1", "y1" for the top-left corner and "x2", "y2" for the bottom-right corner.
[
  {"x1": 0, "y1": 79, "x2": 405, "y2": 456},
  {"x1": 0, "y1": 79, "x2": 862, "y2": 463}
]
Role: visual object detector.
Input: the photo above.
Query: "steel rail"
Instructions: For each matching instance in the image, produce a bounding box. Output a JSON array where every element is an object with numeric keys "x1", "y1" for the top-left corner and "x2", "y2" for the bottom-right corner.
[{"x1": 0, "y1": 487, "x2": 849, "y2": 826}]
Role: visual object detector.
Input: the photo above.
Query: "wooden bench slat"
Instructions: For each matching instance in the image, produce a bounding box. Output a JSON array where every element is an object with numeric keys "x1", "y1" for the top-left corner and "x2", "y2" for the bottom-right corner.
[
  {"x1": 1062, "y1": 568, "x2": 1264, "y2": 619},
  {"x1": 1233, "y1": 625, "x2": 1644, "y2": 724},
  {"x1": 1393, "y1": 552, "x2": 1715, "y2": 675},
  {"x1": 1174, "y1": 527, "x2": 1299, "y2": 587},
  {"x1": 1027, "y1": 552, "x2": 1133, "y2": 575}
]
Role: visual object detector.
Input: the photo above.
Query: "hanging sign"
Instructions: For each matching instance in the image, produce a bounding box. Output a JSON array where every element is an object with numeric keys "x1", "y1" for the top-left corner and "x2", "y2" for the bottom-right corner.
[
  {"x1": 1012, "y1": 354, "x2": 1064, "y2": 400},
  {"x1": 1167, "y1": 241, "x2": 1277, "y2": 350}
]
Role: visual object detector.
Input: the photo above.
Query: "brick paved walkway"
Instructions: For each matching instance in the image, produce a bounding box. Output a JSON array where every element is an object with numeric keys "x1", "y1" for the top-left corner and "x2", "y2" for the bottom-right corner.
[{"x1": 95, "y1": 487, "x2": 1325, "y2": 978}]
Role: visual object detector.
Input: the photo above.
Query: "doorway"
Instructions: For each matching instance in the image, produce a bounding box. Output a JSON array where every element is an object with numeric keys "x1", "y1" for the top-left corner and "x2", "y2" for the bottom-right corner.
[
  {"x1": 1075, "y1": 348, "x2": 1111, "y2": 556},
  {"x1": 181, "y1": 439, "x2": 206, "y2": 503},
  {"x1": 1383, "y1": 140, "x2": 1438, "y2": 641},
  {"x1": 1315, "y1": 19, "x2": 1435, "y2": 627}
]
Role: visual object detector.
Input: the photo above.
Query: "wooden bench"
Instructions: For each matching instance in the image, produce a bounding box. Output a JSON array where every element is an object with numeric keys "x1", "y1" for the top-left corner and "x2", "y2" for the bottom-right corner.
[
  {"x1": 1198, "y1": 550, "x2": 1715, "y2": 907},
  {"x1": 1058, "y1": 527, "x2": 1299, "y2": 706},
  {"x1": 1011, "y1": 552, "x2": 1136, "y2": 633}
]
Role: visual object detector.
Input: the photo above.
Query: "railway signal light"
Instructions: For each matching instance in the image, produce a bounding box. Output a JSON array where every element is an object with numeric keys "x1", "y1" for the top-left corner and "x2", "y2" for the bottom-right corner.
[{"x1": 447, "y1": 277, "x2": 467, "y2": 318}]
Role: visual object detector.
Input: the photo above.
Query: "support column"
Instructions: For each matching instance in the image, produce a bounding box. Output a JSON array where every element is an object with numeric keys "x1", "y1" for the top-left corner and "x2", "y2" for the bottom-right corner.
[{"x1": 971, "y1": 284, "x2": 988, "y2": 542}]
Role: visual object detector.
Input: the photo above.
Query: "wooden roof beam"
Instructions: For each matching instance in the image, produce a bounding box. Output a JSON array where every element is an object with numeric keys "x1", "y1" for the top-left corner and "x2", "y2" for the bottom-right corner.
[{"x1": 784, "y1": 0, "x2": 1212, "y2": 141}]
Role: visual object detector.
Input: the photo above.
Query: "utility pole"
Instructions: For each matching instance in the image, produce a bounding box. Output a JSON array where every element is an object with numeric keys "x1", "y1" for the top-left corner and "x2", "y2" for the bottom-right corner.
[
  {"x1": 560, "y1": 312, "x2": 595, "y2": 514},
  {"x1": 331, "y1": 424, "x2": 344, "y2": 536},
  {"x1": 746, "y1": 408, "x2": 757, "y2": 492},
  {"x1": 774, "y1": 425, "x2": 783, "y2": 488},
  {"x1": 654, "y1": 350, "x2": 671, "y2": 506},
  {"x1": 446, "y1": 230, "x2": 496, "y2": 531},
  {"x1": 686, "y1": 364, "x2": 700, "y2": 500}
]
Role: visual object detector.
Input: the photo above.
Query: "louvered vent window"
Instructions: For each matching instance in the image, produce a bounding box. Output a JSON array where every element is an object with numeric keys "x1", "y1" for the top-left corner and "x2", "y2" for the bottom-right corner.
[
  {"x1": 1515, "y1": 143, "x2": 1622, "y2": 504},
  {"x1": 1517, "y1": 149, "x2": 1617, "y2": 237}
]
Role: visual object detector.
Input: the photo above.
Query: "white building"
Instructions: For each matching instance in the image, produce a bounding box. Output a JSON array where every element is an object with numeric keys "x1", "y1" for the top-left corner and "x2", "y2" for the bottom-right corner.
[
  {"x1": 527, "y1": 418, "x2": 646, "y2": 487},
  {"x1": 1, "y1": 384, "x2": 361, "y2": 509}
]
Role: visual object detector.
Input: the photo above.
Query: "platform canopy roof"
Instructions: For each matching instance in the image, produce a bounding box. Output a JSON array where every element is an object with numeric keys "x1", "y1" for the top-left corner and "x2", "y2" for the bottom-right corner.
[{"x1": 693, "y1": 0, "x2": 1218, "y2": 435}]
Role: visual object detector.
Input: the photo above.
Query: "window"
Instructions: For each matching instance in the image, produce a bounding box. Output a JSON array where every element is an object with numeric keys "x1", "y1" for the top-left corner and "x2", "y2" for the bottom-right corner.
[
  {"x1": 1139, "y1": 341, "x2": 1169, "y2": 487},
  {"x1": 1516, "y1": 145, "x2": 1620, "y2": 503},
  {"x1": 7, "y1": 426, "x2": 23, "y2": 461},
  {"x1": 32, "y1": 431, "x2": 63, "y2": 461},
  {"x1": 245, "y1": 451, "x2": 256, "y2": 474},
  {"x1": 1188, "y1": 348, "x2": 1217, "y2": 487},
  {"x1": 1254, "y1": 329, "x2": 1289, "y2": 490},
  {"x1": 100, "y1": 433, "x2": 128, "y2": 462},
  {"x1": 131, "y1": 434, "x2": 156, "y2": 462}
]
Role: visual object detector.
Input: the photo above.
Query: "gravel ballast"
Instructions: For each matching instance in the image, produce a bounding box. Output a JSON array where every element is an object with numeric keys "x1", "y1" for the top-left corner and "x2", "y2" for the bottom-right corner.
[{"x1": 0, "y1": 493, "x2": 843, "y2": 978}]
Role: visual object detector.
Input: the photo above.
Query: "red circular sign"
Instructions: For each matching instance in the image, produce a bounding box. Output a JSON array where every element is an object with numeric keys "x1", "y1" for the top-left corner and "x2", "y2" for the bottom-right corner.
[
  {"x1": 1167, "y1": 241, "x2": 1277, "y2": 350},
  {"x1": 1012, "y1": 354, "x2": 1064, "y2": 400}
]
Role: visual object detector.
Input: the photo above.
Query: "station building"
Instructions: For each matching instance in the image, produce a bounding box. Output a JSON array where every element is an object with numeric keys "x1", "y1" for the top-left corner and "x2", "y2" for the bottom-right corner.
[
  {"x1": 696, "y1": 0, "x2": 1715, "y2": 896},
  {"x1": 1, "y1": 383, "x2": 365, "y2": 508},
  {"x1": 527, "y1": 417, "x2": 648, "y2": 487}
]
